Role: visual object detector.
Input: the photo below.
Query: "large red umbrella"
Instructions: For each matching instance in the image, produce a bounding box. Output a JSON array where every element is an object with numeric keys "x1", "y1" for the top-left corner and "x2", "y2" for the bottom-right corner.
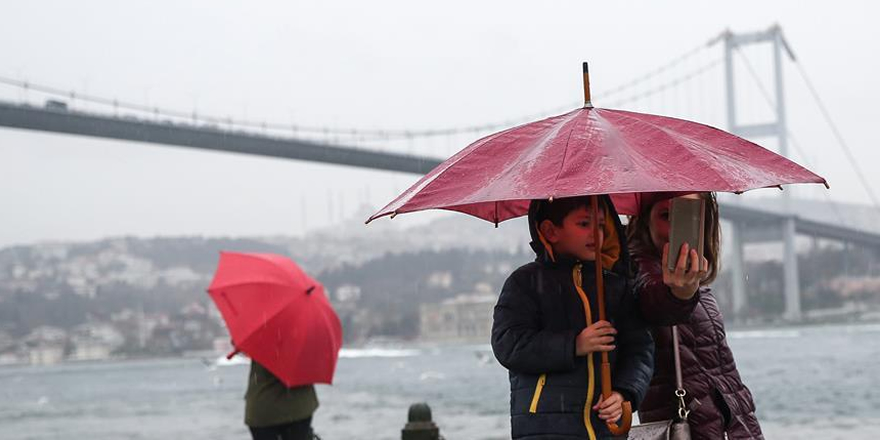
[
  {"x1": 367, "y1": 66, "x2": 826, "y2": 225},
  {"x1": 207, "y1": 252, "x2": 343, "y2": 387},
  {"x1": 366, "y1": 63, "x2": 827, "y2": 436}
]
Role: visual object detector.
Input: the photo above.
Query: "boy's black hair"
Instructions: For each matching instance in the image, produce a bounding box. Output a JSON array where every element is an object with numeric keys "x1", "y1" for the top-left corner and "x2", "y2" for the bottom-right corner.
[{"x1": 535, "y1": 195, "x2": 606, "y2": 227}]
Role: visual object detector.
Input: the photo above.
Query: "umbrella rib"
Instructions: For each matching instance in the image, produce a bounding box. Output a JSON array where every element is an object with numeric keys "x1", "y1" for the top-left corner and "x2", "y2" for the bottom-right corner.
[
  {"x1": 473, "y1": 111, "x2": 580, "y2": 205},
  {"x1": 209, "y1": 280, "x2": 300, "y2": 292},
  {"x1": 514, "y1": 108, "x2": 583, "y2": 199},
  {"x1": 550, "y1": 125, "x2": 577, "y2": 197},
  {"x1": 608, "y1": 110, "x2": 748, "y2": 191},
  {"x1": 225, "y1": 287, "x2": 305, "y2": 350},
  {"x1": 375, "y1": 110, "x2": 582, "y2": 219},
  {"x1": 380, "y1": 125, "x2": 520, "y2": 213},
  {"x1": 236, "y1": 299, "x2": 326, "y2": 386},
  {"x1": 227, "y1": 253, "x2": 302, "y2": 285}
]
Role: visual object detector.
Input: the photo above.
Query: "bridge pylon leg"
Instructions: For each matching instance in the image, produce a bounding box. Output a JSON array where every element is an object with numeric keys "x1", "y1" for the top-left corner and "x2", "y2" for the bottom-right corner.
[
  {"x1": 729, "y1": 221, "x2": 749, "y2": 323},
  {"x1": 782, "y1": 218, "x2": 802, "y2": 322}
]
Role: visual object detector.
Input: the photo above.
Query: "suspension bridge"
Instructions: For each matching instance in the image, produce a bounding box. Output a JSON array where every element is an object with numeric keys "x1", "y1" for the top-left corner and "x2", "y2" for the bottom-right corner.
[{"x1": 1, "y1": 25, "x2": 877, "y2": 323}]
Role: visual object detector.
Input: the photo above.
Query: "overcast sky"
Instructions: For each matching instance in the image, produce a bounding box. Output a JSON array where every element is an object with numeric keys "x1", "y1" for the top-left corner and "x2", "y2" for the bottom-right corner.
[{"x1": 1, "y1": 0, "x2": 877, "y2": 247}]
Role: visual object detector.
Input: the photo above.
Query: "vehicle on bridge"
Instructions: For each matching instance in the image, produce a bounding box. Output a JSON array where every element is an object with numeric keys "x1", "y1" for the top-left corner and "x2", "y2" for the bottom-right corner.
[{"x1": 44, "y1": 99, "x2": 68, "y2": 111}]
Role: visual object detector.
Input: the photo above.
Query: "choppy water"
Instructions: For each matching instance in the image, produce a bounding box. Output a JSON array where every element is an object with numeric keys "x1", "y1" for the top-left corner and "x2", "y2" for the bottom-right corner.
[{"x1": 1, "y1": 323, "x2": 879, "y2": 439}]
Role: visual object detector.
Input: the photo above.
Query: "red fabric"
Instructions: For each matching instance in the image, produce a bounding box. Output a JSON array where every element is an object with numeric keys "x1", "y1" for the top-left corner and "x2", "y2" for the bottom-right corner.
[
  {"x1": 208, "y1": 252, "x2": 343, "y2": 387},
  {"x1": 368, "y1": 107, "x2": 826, "y2": 223}
]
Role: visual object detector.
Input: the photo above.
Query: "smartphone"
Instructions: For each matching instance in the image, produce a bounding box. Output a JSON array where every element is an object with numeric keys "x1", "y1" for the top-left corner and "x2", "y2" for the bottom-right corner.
[{"x1": 668, "y1": 197, "x2": 705, "y2": 272}]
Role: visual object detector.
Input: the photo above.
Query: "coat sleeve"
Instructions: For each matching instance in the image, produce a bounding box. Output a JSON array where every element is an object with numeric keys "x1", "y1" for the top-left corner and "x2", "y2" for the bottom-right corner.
[
  {"x1": 611, "y1": 279, "x2": 655, "y2": 410},
  {"x1": 491, "y1": 271, "x2": 577, "y2": 374},
  {"x1": 635, "y1": 256, "x2": 700, "y2": 327}
]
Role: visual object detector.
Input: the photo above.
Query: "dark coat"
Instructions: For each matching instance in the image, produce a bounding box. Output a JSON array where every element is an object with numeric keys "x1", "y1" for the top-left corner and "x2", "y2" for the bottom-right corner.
[
  {"x1": 492, "y1": 197, "x2": 654, "y2": 440},
  {"x1": 634, "y1": 255, "x2": 764, "y2": 440},
  {"x1": 245, "y1": 361, "x2": 318, "y2": 428}
]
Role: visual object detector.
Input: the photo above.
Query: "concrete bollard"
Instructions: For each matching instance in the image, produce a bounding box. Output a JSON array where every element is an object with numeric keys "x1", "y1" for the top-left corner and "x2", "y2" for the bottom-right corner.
[{"x1": 402, "y1": 403, "x2": 441, "y2": 440}]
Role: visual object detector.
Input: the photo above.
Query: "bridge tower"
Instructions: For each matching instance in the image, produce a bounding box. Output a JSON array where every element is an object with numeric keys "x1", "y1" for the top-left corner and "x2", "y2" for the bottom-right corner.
[{"x1": 722, "y1": 25, "x2": 801, "y2": 321}]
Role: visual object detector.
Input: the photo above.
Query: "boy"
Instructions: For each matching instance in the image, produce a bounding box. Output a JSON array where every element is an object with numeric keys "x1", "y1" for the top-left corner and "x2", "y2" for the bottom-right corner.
[{"x1": 492, "y1": 195, "x2": 654, "y2": 440}]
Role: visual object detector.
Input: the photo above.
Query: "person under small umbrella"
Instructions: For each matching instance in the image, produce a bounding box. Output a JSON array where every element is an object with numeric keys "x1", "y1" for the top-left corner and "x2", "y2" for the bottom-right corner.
[
  {"x1": 244, "y1": 358, "x2": 320, "y2": 440},
  {"x1": 207, "y1": 252, "x2": 341, "y2": 440}
]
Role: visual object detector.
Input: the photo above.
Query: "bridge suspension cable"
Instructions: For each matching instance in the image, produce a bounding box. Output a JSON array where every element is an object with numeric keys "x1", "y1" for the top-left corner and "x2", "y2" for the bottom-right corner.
[
  {"x1": 793, "y1": 59, "x2": 880, "y2": 214},
  {"x1": 605, "y1": 57, "x2": 723, "y2": 108},
  {"x1": 733, "y1": 46, "x2": 877, "y2": 221},
  {"x1": 0, "y1": 40, "x2": 716, "y2": 143}
]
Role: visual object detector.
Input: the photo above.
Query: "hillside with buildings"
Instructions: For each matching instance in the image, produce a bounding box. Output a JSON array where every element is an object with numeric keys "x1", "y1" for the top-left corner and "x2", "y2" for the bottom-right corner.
[{"x1": 1, "y1": 198, "x2": 879, "y2": 366}]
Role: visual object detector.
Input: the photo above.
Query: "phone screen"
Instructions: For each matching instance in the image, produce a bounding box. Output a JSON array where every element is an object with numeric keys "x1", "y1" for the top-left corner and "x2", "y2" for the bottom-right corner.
[{"x1": 668, "y1": 197, "x2": 705, "y2": 271}]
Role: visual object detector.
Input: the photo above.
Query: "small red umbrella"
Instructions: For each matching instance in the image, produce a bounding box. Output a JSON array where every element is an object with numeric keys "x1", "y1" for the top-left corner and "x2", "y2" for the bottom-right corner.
[
  {"x1": 207, "y1": 252, "x2": 343, "y2": 387},
  {"x1": 366, "y1": 65, "x2": 826, "y2": 224}
]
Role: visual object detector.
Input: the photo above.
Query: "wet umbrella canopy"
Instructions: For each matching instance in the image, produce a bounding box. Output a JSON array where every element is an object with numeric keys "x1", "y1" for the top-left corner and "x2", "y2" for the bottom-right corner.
[{"x1": 367, "y1": 64, "x2": 826, "y2": 225}]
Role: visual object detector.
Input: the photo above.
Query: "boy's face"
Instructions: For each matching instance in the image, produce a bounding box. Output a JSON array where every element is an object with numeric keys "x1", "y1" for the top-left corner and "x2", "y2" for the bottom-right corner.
[{"x1": 541, "y1": 206, "x2": 605, "y2": 262}]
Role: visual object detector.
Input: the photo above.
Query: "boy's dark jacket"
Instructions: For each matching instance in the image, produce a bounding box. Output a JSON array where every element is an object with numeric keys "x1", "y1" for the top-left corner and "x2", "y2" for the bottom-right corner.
[{"x1": 491, "y1": 196, "x2": 654, "y2": 440}]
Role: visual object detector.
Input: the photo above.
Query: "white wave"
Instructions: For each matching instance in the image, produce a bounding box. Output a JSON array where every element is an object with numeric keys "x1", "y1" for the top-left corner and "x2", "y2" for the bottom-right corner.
[
  {"x1": 727, "y1": 329, "x2": 802, "y2": 339},
  {"x1": 212, "y1": 354, "x2": 250, "y2": 367},
  {"x1": 339, "y1": 348, "x2": 421, "y2": 358},
  {"x1": 419, "y1": 371, "x2": 446, "y2": 381},
  {"x1": 838, "y1": 323, "x2": 880, "y2": 334},
  {"x1": 729, "y1": 322, "x2": 880, "y2": 340}
]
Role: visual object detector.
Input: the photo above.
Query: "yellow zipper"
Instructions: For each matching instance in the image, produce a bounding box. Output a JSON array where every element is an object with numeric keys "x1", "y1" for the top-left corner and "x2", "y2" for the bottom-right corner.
[
  {"x1": 574, "y1": 263, "x2": 597, "y2": 440},
  {"x1": 528, "y1": 373, "x2": 546, "y2": 413}
]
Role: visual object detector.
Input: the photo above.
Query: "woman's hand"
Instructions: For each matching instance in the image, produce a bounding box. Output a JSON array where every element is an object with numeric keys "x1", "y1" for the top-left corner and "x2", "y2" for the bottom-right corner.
[{"x1": 662, "y1": 242, "x2": 708, "y2": 300}]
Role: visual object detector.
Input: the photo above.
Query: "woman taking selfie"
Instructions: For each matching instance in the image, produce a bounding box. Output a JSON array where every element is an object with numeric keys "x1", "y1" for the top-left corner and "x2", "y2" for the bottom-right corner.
[{"x1": 627, "y1": 192, "x2": 764, "y2": 440}]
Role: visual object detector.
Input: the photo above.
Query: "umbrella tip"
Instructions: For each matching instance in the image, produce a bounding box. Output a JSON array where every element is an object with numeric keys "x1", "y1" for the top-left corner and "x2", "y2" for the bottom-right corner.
[{"x1": 582, "y1": 62, "x2": 593, "y2": 108}]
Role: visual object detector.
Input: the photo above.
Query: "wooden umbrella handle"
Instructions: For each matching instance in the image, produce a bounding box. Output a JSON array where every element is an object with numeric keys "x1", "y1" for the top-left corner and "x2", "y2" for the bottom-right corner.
[
  {"x1": 592, "y1": 196, "x2": 633, "y2": 436},
  {"x1": 604, "y1": 361, "x2": 633, "y2": 435},
  {"x1": 607, "y1": 401, "x2": 633, "y2": 435}
]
